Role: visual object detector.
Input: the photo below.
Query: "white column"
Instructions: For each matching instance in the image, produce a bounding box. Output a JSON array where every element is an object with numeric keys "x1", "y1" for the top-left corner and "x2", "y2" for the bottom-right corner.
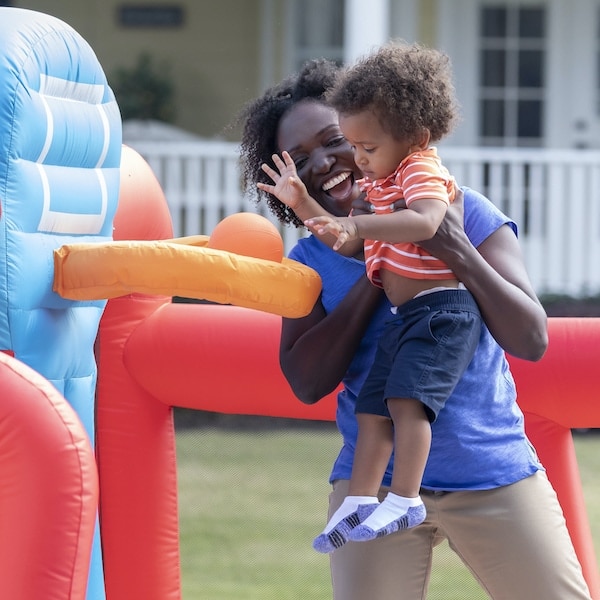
[
  {"x1": 343, "y1": 0, "x2": 390, "y2": 65},
  {"x1": 258, "y1": 0, "x2": 276, "y2": 90}
]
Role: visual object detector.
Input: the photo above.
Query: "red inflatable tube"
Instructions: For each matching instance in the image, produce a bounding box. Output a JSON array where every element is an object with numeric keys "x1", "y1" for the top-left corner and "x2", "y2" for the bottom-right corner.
[
  {"x1": 0, "y1": 352, "x2": 98, "y2": 600},
  {"x1": 121, "y1": 301, "x2": 600, "y2": 597},
  {"x1": 508, "y1": 317, "x2": 600, "y2": 428},
  {"x1": 96, "y1": 294, "x2": 181, "y2": 600},
  {"x1": 524, "y1": 413, "x2": 599, "y2": 597},
  {"x1": 95, "y1": 146, "x2": 182, "y2": 600},
  {"x1": 507, "y1": 319, "x2": 600, "y2": 597},
  {"x1": 124, "y1": 302, "x2": 338, "y2": 420}
]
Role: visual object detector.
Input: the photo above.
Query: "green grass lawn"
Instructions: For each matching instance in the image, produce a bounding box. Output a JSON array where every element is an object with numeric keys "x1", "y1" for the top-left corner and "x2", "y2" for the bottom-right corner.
[{"x1": 176, "y1": 426, "x2": 600, "y2": 600}]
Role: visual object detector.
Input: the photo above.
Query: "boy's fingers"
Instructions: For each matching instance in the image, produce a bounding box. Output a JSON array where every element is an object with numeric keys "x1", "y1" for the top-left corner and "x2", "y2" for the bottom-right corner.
[{"x1": 261, "y1": 164, "x2": 277, "y2": 180}]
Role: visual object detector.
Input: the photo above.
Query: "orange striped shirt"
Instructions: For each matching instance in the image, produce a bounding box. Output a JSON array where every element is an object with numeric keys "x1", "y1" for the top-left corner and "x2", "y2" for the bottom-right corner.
[{"x1": 360, "y1": 147, "x2": 456, "y2": 284}]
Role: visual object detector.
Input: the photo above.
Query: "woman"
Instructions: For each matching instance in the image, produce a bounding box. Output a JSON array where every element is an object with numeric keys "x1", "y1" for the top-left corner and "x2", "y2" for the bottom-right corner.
[{"x1": 237, "y1": 59, "x2": 591, "y2": 599}]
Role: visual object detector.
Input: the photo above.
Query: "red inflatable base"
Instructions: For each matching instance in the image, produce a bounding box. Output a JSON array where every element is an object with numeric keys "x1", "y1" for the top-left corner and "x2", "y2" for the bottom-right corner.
[{"x1": 0, "y1": 352, "x2": 98, "y2": 600}]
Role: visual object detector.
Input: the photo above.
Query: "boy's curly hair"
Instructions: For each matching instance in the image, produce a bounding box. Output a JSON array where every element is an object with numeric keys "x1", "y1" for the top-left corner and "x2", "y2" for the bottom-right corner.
[
  {"x1": 326, "y1": 41, "x2": 460, "y2": 144},
  {"x1": 237, "y1": 59, "x2": 340, "y2": 228}
]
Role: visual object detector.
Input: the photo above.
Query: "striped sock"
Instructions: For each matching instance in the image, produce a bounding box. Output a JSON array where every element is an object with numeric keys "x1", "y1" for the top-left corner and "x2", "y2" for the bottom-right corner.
[
  {"x1": 312, "y1": 496, "x2": 379, "y2": 553},
  {"x1": 349, "y1": 493, "x2": 425, "y2": 542}
]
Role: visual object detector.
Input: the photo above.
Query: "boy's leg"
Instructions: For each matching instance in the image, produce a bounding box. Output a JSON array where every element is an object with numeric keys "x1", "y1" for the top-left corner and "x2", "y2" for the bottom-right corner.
[
  {"x1": 346, "y1": 301, "x2": 482, "y2": 543},
  {"x1": 388, "y1": 398, "x2": 431, "y2": 498},
  {"x1": 330, "y1": 480, "x2": 439, "y2": 600},
  {"x1": 349, "y1": 413, "x2": 394, "y2": 495},
  {"x1": 312, "y1": 414, "x2": 392, "y2": 553},
  {"x1": 349, "y1": 398, "x2": 428, "y2": 541}
]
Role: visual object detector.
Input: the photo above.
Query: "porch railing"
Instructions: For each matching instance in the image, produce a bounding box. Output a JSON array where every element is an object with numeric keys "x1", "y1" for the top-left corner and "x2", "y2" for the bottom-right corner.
[{"x1": 128, "y1": 141, "x2": 600, "y2": 299}]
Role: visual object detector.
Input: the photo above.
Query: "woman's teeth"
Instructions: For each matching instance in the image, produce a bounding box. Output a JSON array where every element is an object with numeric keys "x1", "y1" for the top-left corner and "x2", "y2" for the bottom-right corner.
[{"x1": 322, "y1": 172, "x2": 350, "y2": 191}]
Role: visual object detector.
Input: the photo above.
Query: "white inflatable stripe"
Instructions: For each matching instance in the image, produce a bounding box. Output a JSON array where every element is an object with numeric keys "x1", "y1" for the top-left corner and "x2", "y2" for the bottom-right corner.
[
  {"x1": 39, "y1": 73, "x2": 104, "y2": 103},
  {"x1": 95, "y1": 103, "x2": 110, "y2": 168},
  {"x1": 36, "y1": 164, "x2": 107, "y2": 235},
  {"x1": 37, "y1": 94, "x2": 53, "y2": 163}
]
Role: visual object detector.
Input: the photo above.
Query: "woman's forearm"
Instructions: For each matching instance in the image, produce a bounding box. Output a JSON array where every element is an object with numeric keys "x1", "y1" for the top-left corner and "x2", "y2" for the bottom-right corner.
[
  {"x1": 442, "y1": 227, "x2": 548, "y2": 361},
  {"x1": 280, "y1": 274, "x2": 384, "y2": 403}
]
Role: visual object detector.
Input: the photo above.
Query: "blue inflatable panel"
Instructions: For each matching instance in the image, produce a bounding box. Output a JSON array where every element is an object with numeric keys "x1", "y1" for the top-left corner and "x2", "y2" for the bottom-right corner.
[{"x1": 0, "y1": 8, "x2": 122, "y2": 599}]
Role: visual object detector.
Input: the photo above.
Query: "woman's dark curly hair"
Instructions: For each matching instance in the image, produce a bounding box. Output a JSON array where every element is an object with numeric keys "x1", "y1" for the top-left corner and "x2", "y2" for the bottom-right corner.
[
  {"x1": 237, "y1": 59, "x2": 340, "y2": 228},
  {"x1": 326, "y1": 41, "x2": 460, "y2": 144}
]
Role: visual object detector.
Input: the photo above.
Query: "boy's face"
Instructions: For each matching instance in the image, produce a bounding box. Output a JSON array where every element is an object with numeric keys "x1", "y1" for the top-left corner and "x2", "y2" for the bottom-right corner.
[{"x1": 339, "y1": 110, "x2": 413, "y2": 182}]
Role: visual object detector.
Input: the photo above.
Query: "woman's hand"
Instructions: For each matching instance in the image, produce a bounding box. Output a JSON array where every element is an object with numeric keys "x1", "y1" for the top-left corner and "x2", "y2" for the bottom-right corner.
[
  {"x1": 418, "y1": 186, "x2": 466, "y2": 261},
  {"x1": 351, "y1": 196, "x2": 407, "y2": 216}
]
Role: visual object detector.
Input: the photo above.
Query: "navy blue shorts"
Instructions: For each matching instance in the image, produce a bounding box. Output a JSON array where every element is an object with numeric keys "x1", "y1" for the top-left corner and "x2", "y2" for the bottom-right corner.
[{"x1": 356, "y1": 289, "x2": 482, "y2": 422}]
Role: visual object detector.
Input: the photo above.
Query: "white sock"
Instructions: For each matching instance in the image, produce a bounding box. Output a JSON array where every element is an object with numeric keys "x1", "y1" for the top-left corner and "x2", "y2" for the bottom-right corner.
[
  {"x1": 359, "y1": 492, "x2": 422, "y2": 532},
  {"x1": 322, "y1": 495, "x2": 379, "y2": 534}
]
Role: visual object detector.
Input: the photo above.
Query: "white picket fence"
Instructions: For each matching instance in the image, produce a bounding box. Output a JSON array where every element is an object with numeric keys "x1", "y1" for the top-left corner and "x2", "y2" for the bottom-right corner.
[{"x1": 128, "y1": 141, "x2": 600, "y2": 299}]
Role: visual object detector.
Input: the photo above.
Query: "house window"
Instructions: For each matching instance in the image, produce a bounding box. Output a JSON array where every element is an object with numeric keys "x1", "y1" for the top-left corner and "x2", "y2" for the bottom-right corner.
[
  {"x1": 118, "y1": 5, "x2": 184, "y2": 28},
  {"x1": 291, "y1": 0, "x2": 344, "y2": 70},
  {"x1": 479, "y1": 5, "x2": 546, "y2": 147}
]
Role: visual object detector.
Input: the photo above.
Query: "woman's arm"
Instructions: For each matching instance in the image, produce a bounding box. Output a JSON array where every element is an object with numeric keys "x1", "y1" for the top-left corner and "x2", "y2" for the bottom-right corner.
[
  {"x1": 419, "y1": 193, "x2": 548, "y2": 361},
  {"x1": 280, "y1": 188, "x2": 548, "y2": 408},
  {"x1": 279, "y1": 274, "x2": 384, "y2": 404}
]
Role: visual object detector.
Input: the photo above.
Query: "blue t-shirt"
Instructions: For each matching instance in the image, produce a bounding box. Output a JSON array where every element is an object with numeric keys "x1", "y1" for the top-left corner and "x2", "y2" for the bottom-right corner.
[{"x1": 288, "y1": 187, "x2": 542, "y2": 491}]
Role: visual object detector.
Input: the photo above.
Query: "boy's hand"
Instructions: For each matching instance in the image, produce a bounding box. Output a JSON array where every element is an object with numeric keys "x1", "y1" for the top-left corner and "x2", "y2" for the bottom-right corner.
[
  {"x1": 304, "y1": 215, "x2": 359, "y2": 251},
  {"x1": 258, "y1": 151, "x2": 309, "y2": 211}
]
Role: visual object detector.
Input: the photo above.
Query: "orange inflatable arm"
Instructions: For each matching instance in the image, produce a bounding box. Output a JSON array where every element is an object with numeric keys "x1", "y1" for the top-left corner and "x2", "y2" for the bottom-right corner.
[{"x1": 53, "y1": 237, "x2": 322, "y2": 319}]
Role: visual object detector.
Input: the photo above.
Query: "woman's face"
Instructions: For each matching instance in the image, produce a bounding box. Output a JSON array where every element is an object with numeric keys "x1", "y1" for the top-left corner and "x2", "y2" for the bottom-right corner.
[{"x1": 276, "y1": 100, "x2": 362, "y2": 217}]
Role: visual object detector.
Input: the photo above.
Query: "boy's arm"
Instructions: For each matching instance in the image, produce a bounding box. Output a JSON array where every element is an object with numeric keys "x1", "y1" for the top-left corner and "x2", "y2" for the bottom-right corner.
[
  {"x1": 258, "y1": 151, "x2": 324, "y2": 219},
  {"x1": 355, "y1": 198, "x2": 447, "y2": 241},
  {"x1": 308, "y1": 198, "x2": 447, "y2": 250}
]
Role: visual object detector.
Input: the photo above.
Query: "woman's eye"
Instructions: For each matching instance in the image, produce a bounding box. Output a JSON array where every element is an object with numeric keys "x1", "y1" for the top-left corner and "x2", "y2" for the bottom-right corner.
[
  {"x1": 327, "y1": 135, "x2": 346, "y2": 147},
  {"x1": 294, "y1": 157, "x2": 308, "y2": 170}
]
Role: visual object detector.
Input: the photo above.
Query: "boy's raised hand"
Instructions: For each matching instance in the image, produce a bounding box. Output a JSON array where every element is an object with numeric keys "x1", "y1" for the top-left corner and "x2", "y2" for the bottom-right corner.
[
  {"x1": 258, "y1": 151, "x2": 310, "y2": 211},
  {"x1": 305, "y1": 215, "x2": 359, "y2": 251}
]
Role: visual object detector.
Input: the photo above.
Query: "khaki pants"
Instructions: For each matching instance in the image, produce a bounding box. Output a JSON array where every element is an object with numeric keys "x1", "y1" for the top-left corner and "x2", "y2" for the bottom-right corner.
[{"x1": 328, "y1": 472, "x2": 591, "y2": 600}]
